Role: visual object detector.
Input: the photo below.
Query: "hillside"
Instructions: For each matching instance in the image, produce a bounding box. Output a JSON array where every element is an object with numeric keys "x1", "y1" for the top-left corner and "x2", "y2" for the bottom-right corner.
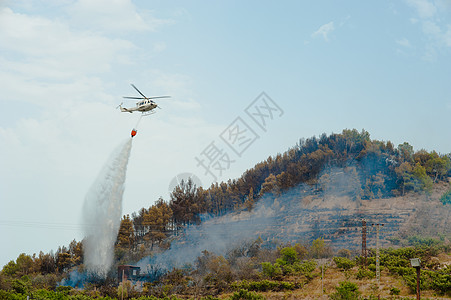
[
  {"x1": 1, "y1": 129, "x2": 451, "y2": 299},
  {"x1": 200, "y1": 179, "x2": 451, "y2": 252}
]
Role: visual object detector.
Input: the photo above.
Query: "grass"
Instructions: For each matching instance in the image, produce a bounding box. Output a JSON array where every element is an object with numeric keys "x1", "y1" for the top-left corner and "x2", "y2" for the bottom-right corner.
[{"x1": 222, "y1": 254, "x2": 451, "y2": 299}]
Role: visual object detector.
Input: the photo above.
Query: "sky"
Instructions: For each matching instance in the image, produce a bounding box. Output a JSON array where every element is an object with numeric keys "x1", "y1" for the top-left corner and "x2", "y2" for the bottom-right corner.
[{"x1": 1, "y1": 0, "x2": 450, "y2": 268}]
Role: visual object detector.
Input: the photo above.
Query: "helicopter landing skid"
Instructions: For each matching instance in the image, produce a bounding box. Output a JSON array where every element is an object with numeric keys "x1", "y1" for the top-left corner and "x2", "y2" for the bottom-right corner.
[{"x1": 142, "y1": 111, "x2": 156, "y2": 117}]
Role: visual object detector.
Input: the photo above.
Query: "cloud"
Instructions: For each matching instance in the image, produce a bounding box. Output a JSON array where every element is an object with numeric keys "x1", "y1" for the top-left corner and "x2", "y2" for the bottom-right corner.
[
  {"x1": 153, "y1": 41, "x2": 167, "y2": 53},
  {"x1": 402, "y1": 0, "x2": 451, "y2": 60},
  {"x1": 0, "y1": 7, "x2": 134, "y2": 81},
  {"x1": 445, "y1": 25, "x2": 451, "y2": 47},
  {"x1": 421, "y1": 20, "x2": 451, "y2": 48},
  {"x1": 405, "y1": 0, "x2": 437, "y2": 18},
  {"x1": 67, "y1": 0, "x2": 173, "y2": 33},
  {"x1": 312, "y1": 21, "x2": 335, "y2": 42},
  {"x1": 396, "y1": 37, "x2": 412, "y2": 47},
  {"x1": 422, "y1": 20, "x2": 441, "y2": 36}
]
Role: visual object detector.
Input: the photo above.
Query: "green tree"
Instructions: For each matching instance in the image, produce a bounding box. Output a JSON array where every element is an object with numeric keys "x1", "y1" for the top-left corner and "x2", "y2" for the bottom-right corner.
[
  {"x1": 310, "y1": 238, "x2": 331, "y2": 259},
  {"x1": 11, "y1": 276, "x2": 31, "y2": 294},
  {"x1": 205, "y1": 255, "x2": 233, "y2": 288},
  {"x1": 259, "y1": 173, "x2": 279, "y2": 196},
  {"x1": 1, "y1": 260, "x2": 18, "y2": 277},
  {"x1": 117, "y1": 214, "x2": 135, "y2": 249},
  {"x1": 56, "y1": 252, "x2": 71, "y2": 273},
  {"x1": 38, "y1": 251, "x2": 56, "y2": 274},
  {"x1": 277, "y1": 247, "x2": 298, "y2": 265},
  {"x1": 412, "y1": 163, "x2": 433, "y2": 192},
  {"x1": 170, "y1": 178, "x2": 204, "y2": 227},
  {"x1": 398, "y1": 142, "x2": 414, "y2": 162},
  {"x1": 68, "y1": 239, "x2": 83, "y2": 266},
  {"x1": 337, "y1": 249, "x2": 351, "y2": 258},
  {"x1": 426, "y1": 154, "x2": 451, "y2": 182},
  {"x1": 395, "y1": 162, "x2": 414, "y2": 195},
  {"x1": 244, "y1": 187, "x2": 255, "y2": 211},
  {"x1": 143, "y1": 198, "x2": 173, "y2": 249},
  {"x1": 15, "y1": 253, "x2": 34, "y2": 277},
  {"x1": 294, "y1": 244, "x2": 309, "y2": 260}
]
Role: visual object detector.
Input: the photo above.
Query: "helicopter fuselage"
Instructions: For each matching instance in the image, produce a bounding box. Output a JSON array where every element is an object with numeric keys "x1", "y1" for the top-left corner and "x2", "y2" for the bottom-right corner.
[
  {"x1": 119, "y1": 84, "x2": 169, "y2": 114},
  {"x1": 120, "y1": 99, "x2": 157, "y2": 113}
]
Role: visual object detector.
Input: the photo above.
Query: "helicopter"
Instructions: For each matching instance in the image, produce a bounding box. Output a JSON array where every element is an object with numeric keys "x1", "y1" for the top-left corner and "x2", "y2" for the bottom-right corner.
[{"x1": 117, "y1": 84, "x2": 170, "y2": 116}]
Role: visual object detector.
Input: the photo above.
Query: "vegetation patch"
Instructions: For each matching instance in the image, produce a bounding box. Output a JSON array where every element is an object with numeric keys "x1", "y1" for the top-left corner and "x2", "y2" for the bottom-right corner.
[
  {"x1": 355, "y1": 267, "x2": 375, "y2": 280},
  {"x1": 329, "y1": 281, "x2": 360, "y2": 300},
  {"x1": 440, "y1": 186, "x2": 451, "y2": 205},
  {"x1": 231, "y1": 280, "x2": 297, "y2": 292},
  {"x1": 229, "y1": 289, "x2": 265, "y2": 300},
  {"x1": 333, "y1": 257, "x2": 355, "y2": 271}
]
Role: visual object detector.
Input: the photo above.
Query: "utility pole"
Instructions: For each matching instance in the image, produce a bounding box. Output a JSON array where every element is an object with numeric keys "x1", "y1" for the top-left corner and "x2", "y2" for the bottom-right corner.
[
  {"x1": 321, "y1": 259, "x2": 325, "y2": 295},
  {"x1": 321, "y1": 263, "x2": 324, "y2": 294},
  {"x1": 410, "y1": 258, "x2": 421, "y2": 300},
  {"x1": 362, "y1": 219, "x2": 367, "y2": 266},
  {"x1": 122, "y1": 269, "x2": 124, "y2": 300},
  {"x1": 375, "y1": 224, "x2": 380, "y2": 282},
  {"x1": 371, "y1": 223, "x2": 384, "y2": 285},
  {"x1": 319, "y1": 258, "x2": 329, "y2": 295},
  {"x1": 416, "y1": 266, "x2": 421, "y2": 300},
  {"x1": 376, "y1": 224, "x2": 380, "y2": 282}
]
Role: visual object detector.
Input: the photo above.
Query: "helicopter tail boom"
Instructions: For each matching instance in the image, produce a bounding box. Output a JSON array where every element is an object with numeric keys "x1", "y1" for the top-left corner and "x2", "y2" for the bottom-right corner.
[{"x1": 120, "y1": 107, "x2": 133, "y2": 113}]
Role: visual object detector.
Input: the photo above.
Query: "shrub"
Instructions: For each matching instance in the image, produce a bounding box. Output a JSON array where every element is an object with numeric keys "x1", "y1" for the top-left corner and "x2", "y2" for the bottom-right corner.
[
  {"x1": 329, "y1": 281, "x2": 360, "y2": 300},
  {"x1": 333, "y1": 257, "x2": 355, "y2": 271},
  {"x1": 294, "y1": 244, "x2": 309, "y2": 260},
  {"x1": 426, "y1": 267, "x2": 451, "y2": 296},
  {"x1": 440, "y1": 187, "x2": 451, "y2": 205},
  {"x1": 390, "y1": 287, "x2": 400, "y2": 295},
  {"x1": 278, "y1": 247, "x2": 298, "y2": 265},
  {"x1": 293, "y1": 260, "x2": 316, "y2": 275},
  {"x1": 261, "y1": 262, "x2": 282, "y2": 279},
  {"x1": 132, "y1": 296, "x2": 185, "y2": 300},
  {"x1": 32, "y1": 289, "x2": 62, "y2": 300},
  {"x1": 202, "y1": 296, "x2": 220, "y2": 300},
  {"x1": 12, "y1": 277, "x2": 31, "y2": 295},
  {"x1": 229, "y1": 289, "x2": 265, "y2": 300},
  {"x1": 355, "y1": 267, "x2": 375, "y2": 280},
  {"x1": 407, "y1": 236, "x2": 442, "y2": 247},
  {"x1": 55, "y1": 285, "x2": 72, "y2": 294},
  {"x1": 310, "y1": 238, "x2": 332, "y2": 258},
  {"x1": 232, "y1": 280, "x2": 296, "y2": 292},
  {"x1": 337, "y1": 249, "x2": 351, "y2": 258}
]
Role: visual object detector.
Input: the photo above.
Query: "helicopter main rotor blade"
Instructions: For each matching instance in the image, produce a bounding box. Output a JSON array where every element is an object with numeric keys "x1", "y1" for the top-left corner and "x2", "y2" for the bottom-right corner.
[
  {"x1": 148, "y1": 96, "x2": 171, "y2": 99},
  {"x1": 131, "y1": 84, "x2": 147, "y2": 98},
  {"x1": 123, "y1": 96, "x2": 146, "y2": 99}
]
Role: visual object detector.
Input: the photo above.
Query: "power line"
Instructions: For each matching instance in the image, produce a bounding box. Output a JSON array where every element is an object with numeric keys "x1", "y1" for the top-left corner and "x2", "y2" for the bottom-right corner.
[{"x1": 0, "y1": 220, "x2": 96, "y2": 231}]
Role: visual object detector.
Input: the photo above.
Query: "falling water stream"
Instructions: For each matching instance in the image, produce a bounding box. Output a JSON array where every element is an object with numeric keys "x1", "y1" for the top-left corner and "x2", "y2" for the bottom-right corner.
[{"x1": 82, "y1": 138, "x2": 132, "y2": 277}]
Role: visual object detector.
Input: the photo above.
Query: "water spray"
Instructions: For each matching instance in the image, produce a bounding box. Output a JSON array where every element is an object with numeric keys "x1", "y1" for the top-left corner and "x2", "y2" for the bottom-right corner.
[{"x1": 82, "y1": 138, "x2": 133, "y2": 277}]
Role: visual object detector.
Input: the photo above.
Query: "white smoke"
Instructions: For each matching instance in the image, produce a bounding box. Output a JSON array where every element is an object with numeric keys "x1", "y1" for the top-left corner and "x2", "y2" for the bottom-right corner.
[{"x1": 82, "y1": 138, "x2": 132, "y2": 277}]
